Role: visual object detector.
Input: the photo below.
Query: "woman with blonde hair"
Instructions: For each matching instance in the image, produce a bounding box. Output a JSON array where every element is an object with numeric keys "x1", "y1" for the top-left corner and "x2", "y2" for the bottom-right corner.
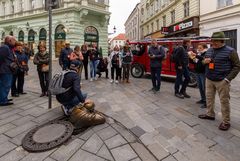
[
  {"x1": 33, "y1": 42, "x2": 49, "y2": 97},
  {"x1": 109, "y1": 45, "x2": 122, "y2": 84}
]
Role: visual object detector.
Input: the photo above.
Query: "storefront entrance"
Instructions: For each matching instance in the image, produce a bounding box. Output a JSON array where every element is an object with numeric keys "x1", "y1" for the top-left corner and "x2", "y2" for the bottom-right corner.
[
  {"x1": 18, "y1": 30, "x2": 24, "y2": 42},
  {"x1": 84, "y1": 26, "x2": 99, "y2": 47},
  {"x1": 55, "y1": 25, "x2": 66, "y2": 58},
  {"x1": 39, "y1": 28, "x2": 47, "y2": 43},
  {"x1": 28, "y1": 29, "x2": 35, "y2": 55}
]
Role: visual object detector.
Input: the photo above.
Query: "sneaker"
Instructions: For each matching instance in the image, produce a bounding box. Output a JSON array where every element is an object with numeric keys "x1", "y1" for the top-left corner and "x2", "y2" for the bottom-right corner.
[
  {"x1": 200, "y1": 104, "x2": 207, "y2": 108},
  {"x1": 196, "y1": 100, "x2": 205, "y2": 104},
  {"x1": 181, "y1": 92, "x2": 191, "y2": 98},
  {"x1": 61, "y1": 105, "x2": 69, "y2": 116},
  {"x1": 115, "y1": 80, "x2": 119, "y2": 84},
  {"x1": 94, "y1": 77, "x2": 98, "y2": 81},
  {"x1": 90, "y1": 78, "x2": 93, "y2": 82},
  {"x1": 149, "y1": 88, "x2": 156, "y2": 92},
  {"x1": 110, "y1": 80, "x2": 114, "y2": 83},
  {"x1": 175, "y1": 93, "x2": 184, "y2": 99}
]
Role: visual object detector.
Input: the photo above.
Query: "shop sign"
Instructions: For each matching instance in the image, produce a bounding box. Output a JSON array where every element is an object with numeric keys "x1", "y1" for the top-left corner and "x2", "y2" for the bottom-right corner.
[
  {"x1": 173, "y1": 21, "x2": 193, "y2": 32},
  {"x1": 18, "y1": 36, "x2": 24, "y2": 42},
  {"x1": 84, "y1": 34, "x2": 98, "y2": 42},
  {"x1": 39, "y1": 34, "x2": 46, "y2": 41},
  {"x1": 161, "y1": 27, "x2": 169, "y2": 34},
  {"x1": 55, "y1": 33, "x2": 66, "y2": 40},
  {"x1": 28, "y1": 36, "x2": 35, "y2": 42}
]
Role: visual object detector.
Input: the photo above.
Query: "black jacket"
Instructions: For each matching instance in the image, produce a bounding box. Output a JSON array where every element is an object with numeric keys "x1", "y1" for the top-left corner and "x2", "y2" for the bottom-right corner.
[
  {"x1": 175, "y1": 45, "x2": 189, "y2": 67},
  {"x1": 194, "y1": 51, "x2": 206, "y2": 74},
  {"x1": 56, "y1": 71, "x2": 85, "y2": 103},
  {"x1": 0, "y1": 44, "x2": 14, "y2": 74}
]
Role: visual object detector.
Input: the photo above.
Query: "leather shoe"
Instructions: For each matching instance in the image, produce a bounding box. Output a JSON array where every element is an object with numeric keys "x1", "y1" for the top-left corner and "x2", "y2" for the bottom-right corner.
[
  {"x1": 0, "y1": 102, "x2": 14, "y2": 106},
  {"x1": 198, "y1": 114, "x2": 215, "y2": 120},
  {"x1": 8, "y1": 99, "x2": 13, "y2": 102},
  {"x1": 181, "y1": 92, "x2": 191, "y2": 98},
  {"x1": 20, "y1": 92, "x2": 27, "y2": 95},
  {"x1": 12, "y1": 94, "x2": 19, "y2": 97},
  {"x1": 40, "y1": 93, "x2": 45, "y2": 97},
  {"x1": 196, "y1": 100, "x2": 205, "y2": 104},
  {"x1": 175, "y1": 93, "x2": 184, "y2": 99}
]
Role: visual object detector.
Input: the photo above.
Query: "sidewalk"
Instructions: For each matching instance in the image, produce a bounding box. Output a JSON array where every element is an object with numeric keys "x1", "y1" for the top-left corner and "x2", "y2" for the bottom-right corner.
[{"x1": 1, "y1": 61, "x2": 240, "y2": 161}]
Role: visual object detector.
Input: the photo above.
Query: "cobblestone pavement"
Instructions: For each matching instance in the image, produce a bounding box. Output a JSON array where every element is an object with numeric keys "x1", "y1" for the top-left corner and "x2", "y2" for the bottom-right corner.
[{"x1": 1, "y1": 61, "x2": 240, "y2": 161}]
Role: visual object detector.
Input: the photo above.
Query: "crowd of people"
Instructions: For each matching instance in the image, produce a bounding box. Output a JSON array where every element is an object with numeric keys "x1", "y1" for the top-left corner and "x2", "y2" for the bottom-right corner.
[
  {"x1": 148, "y1": 31, "x2": 240, "y2": 131},
  {"x1": 1, "y1": 31, "x2": 240, "y2": 131}
]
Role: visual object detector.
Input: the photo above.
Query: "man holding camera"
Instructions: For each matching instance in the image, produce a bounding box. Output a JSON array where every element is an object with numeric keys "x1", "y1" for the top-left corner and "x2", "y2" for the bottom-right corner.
[{"x1": 148, "y1": 39, "x2": 166, "y2": 92}]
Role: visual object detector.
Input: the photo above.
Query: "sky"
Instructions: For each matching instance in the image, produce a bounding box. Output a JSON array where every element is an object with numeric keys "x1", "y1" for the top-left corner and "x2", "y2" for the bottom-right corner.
[{"x1": 108, "y1": 0, "x2": 140, "y2": 35}]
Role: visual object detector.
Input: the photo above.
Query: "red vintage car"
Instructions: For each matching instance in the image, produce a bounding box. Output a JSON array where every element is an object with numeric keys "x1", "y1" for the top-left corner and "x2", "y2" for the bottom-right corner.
[{"x1": 128, "y1": 37, "x2": 211, "y2": 87}]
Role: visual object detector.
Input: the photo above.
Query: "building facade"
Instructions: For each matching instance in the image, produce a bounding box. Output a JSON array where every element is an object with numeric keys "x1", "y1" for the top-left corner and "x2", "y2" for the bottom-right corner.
[
  {"x1": 124, "y1": 3, "x2": 141, "y2": 41},
  {"x1": 200, "y1": 0, "x2": 240, "y2": 54},
  {"x1": 109, "y1": 33, "x2": 126, "y2": 49},
  {"x1": 140, "y1": 0, "x2": 200, "y2": 39},
  {"x1": 0, "y1": 0, "x2": 110, "y2": 58}
]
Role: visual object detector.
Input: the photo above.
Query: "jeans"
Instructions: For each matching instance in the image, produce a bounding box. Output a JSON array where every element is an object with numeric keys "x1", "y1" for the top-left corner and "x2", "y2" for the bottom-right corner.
[
  {"x1": 122, "y1": 64, "x2": 131, "y2": 80},
  {"x1": 174, "y1": 66, "x2": 190, "y2": 94},
  {"x1": 0, "y1": 73, "x2": 13, "y2": 104},
  {"x1": 11, "y1": 71, "x2": 25, "y2": 95},
  {"x1": 90, "y1": 60, "x2": 99, "y2": 78},
  {"x1": 196, "y1": 73, "x2": 206, "y2": 102},
  {"x1": 38, "y1": 71, "x2": 49, "y2": 94},
  {"x1": 150, "y1": 67, "x2": 161, "y2": 90},
  {"x1": 62, "y1": 93, "x2": 87, "y2": 111},
  {"x1": 111, "y1": 64, "x2": 121, "y2": 80}
]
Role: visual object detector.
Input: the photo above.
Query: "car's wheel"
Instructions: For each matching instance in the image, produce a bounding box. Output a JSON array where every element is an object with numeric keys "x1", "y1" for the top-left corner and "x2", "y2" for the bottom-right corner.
[
  {"x1": 131, "y1": 64, "x2": 144, "y2": 78},
  {"x1": 188, "y1": 71, "x2": 197, "y2": 87}
]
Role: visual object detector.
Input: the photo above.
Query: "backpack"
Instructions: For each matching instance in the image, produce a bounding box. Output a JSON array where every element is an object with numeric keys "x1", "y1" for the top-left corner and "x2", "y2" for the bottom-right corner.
[
  {"x1": 112, "y1": 53, "x2": 119, "y2": 65},
  {"x1": 49, "y1": 70, "x2": 76, "y2": 95}
]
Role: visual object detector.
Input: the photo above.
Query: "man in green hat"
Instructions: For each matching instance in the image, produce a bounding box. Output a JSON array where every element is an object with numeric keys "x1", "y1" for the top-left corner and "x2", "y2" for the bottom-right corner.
[{"x1": 198, "y1": 31, "x2": 240, "y2": 131}]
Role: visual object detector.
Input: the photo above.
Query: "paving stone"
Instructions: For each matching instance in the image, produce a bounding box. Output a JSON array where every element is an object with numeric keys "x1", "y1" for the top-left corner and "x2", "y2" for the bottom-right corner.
[
  {"x1": 0, "y1": 141, "x2": 17, "y2": 156},
  {"x1": 92, "y1": 123, "x2": 109, "y2": 132},
  {"x1": 0, "y1": 147, "x2": 28, "y2": 161},
  {"x1": 230, "y1": 128, "x2": 240, "y2": 138},
  {"x1": 11, "y1": 115, "x2": 35, "y2": 126},
  {"x1": 173, "y1": 151, "x2": 190, "y2": 161},
  {"x1": 9, "y1": 131, "x2": 29, "y2": 146},
  {"x1": 131, "y1": 142, "x2": 157, "y2": 161},
  {"x1": 51, "y1": 138, "x2": 84, "y2": 161},
  {"x1": 193, "y1": 125, "x2": 216, "y2": 139},
  {"x1": 195, "y1": 133, "x2": 217, "y2": 148},
  {"x1": 0, "y1": 134, "x2": 9, "y2": 144},
  {"x1": 68, "y1": 149, "x2": 105, "y2": 161},
  {"x1": 105, "y1": 134, "x2": 127, "y2": 149},
  {"x1": 131, "y1": 158, "x2": 141, "y2": 161},
  {"x1": 0, "y1": 108, "x2": 13, "y2": 115},
  {"x1": 32, "y1": 111, "x2": 63, "y2": 124},
  {"x1": 4, "y1": 121, "x2": 37, "y2": 138},
  {"x1": 18, "y1": 107, "x2": 49, "y2": 117},
  {"x1": 176, "y1": 121, "x2": 198, "y2": 135},
  {"x1": 44, "y1": 157, "x2": 56, "y2": 161},
  {"x1": 162, "y1": 156, "x2": 178, "y2": 161},
  {"x1": 97, "y1": 144, "x2": 114, "y2": 161},
  {"x1": 21, "y1": 149, "x2": 55, "y2": 161},
  {"x1": 0, "y1": 123, "x2": 16, "y2": 134},
  {"x1": 0, "y1": 109, "x2": 23, "y2": 120},
  {"x1": 97, "y1": 126, "x2": 118, "y2": 140},
  {"x1": 78, "y1": 129, "x2": 95, "y2": 141},
  {"x1": 19, "y1": 103, "x2": 36, "y2": 110},
  {"x1": 230, "y1": 136, "x2": 240, "y2": 148},
  {"x1": 81, "y1": 134, "x2": 103, "y2": 154},
  {"x1": 147, "y1": 143, "x2": 170, "y2": 160},
  {"x1": 153, "y1": 134, "x2": 170, "y2": 148},
  {"x1": 0, "y1": 115, "x2": 22, "y2": 126},
  {"x1": 140, "y1": 131, "x2": 158, "y2": 146},
  {"x1": 169, "y1": 127, "x2": 188, "y2": 139},
  {"x1": 111, "y1": 144, "x2": 138, "y2": 161},
  {"x1": 130, "y1": 126, "x2": 146, "y2": 138},
  {"x1": 166, "y1": 146, "x2": 178, "y2": 154},
  {"x1": 111, "y1": 123, "x2": 137, "y2": 143}
]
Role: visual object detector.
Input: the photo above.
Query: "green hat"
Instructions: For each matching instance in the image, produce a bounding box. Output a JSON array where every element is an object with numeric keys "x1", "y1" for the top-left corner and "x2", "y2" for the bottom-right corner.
[{"x1": 211, "y1": 32, "x2": 229, "y2": 40}]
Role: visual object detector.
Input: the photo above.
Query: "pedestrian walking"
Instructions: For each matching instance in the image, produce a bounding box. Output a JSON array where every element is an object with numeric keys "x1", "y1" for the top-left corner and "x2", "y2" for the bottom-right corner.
[
  {"x1": 33, "y1": 42, "x2": 49, "y2": 97},
  {"x1": 109, "y1": 45, "x2": 122, "y2": 84},
  {"x1": 148, "y1": 39, "x2": 165, "y2": 92},
  {"x1": 0, "y1": 36, "x2": 16, "y2": 106},
  {"x1": 198, "y1": 32, "x2": 240, "y2": 131},
  {"x1": 121, "y1": 45, "x2": 133, "y2": 83},
  {"x1": 174, "y1": 39, "x2": 191, "y2": 99},
  {"x1": 59, "y1": 41, "x2": 73, "y2": 70}
]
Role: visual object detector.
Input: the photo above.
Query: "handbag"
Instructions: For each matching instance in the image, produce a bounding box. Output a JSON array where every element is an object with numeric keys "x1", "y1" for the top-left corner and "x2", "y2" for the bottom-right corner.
[
  {"x1": 41, "y1": 64, "x2": 49, "y2": 72},
  {"x1": 10, "y1": 62, "x2": 19, "y2": 74}
]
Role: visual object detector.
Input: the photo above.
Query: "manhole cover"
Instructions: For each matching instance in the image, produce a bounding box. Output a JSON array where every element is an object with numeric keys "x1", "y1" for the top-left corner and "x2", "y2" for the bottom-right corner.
[{"x1": 22, "y1": 120, "x2": 74, "y2": 152}]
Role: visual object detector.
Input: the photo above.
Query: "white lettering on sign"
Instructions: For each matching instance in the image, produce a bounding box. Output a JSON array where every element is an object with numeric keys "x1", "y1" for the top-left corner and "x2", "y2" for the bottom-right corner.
[{"x1": 173, "y1": 21, "x2": 193, "y2": 32}]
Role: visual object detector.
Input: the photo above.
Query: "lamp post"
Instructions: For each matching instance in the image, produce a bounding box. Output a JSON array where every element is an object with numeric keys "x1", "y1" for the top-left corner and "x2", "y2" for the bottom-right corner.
[{"x1": 108, "y1": 26, "x2": 116, "y2": 35}]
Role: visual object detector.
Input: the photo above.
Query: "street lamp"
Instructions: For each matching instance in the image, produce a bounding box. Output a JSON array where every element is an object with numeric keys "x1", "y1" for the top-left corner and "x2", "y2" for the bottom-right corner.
[{"x1": 108, "y1": 26, "x2": 116, "y2": 35}]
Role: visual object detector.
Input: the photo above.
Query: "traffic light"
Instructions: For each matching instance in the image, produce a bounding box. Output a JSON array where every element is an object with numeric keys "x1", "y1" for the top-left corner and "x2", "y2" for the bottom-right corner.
[{"x1": 45, "y1": 0, "x2": 60, "y2": 10}]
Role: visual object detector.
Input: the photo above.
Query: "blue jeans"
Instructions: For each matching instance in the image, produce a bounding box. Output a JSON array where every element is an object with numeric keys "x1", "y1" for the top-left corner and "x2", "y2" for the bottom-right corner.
[
  {"x1": 62, "y1": 93, "x2": 87, "y2": 111},
  {"x1": 196, "y1": 73, "x2": 206, "y2": 102},
  {"x1": 174, "y1": 66, "x2": 190, "y2": 94},
  {"x1": 90, "y1": 60, "x2": 99, "y2": 78},
  {"x1": 0, "y1": 73, "x2": 13, "y2": 104},
  {"x1": 151, "y1": 67, "x2": 161, "y2": 90}
]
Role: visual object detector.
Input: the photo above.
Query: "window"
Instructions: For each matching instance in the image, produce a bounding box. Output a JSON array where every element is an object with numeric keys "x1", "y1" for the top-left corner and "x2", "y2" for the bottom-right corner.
[
  {"x1": 218, "y1": 0, "x2": 233, "y2": 8},
  {"x1": 151, "y1": 22, "x2": 154, "y2": 33},
  {"x1": 20, "y1": 0, "x2": 24, "y2": 12},
  {"x1": 147, "y1": 25, "x2": 149, "y2": 34},
  {"x1": 162, "y1": 15, "x2": 166, "y2": 27},
  {"x1": 10, "y1": 0, "x2": 14, "y2": 14},
  {"x1": 183, "y1": 1, "x2": 189, "y2": 17},
  {"x1": 2, "y1": 2, "x2": 6, "y2": 15},
  {"x1": 31, "y1": 0, "x2": 35, "y2": 9},
  {"x1": 171, "y1": 10, "x2": 175, "y2": 23},
  {"x1": 156, "y1": 19, "x2": 159, "y2": 30}
]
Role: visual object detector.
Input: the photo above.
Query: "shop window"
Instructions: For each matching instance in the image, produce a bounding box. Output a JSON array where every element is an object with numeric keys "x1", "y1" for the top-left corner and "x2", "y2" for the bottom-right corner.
[
  {"x1": 183, "y1": 1, "x2": 189, "y2": 17},
  {"x1": 156, "y1": 19, "x2": 159, "y2": 31},
  {"x1": 151, "y1": 22, "x2": 154, "y2": 33},
  {"x1": 217, "y1": 0, "x2": 233, "y2": 8},
  {"x1": 131, "y1": 44, "x2": 145, "y2": 56},
  {"x1": 162, "y1": 15, "x2": 166, "y2": 27},
  {"x1": 224, "y1": 30, "x2": 237, "y2": 50},
  {"x1": 10, "y1": 0, "x2": 14, "y2": 14}
]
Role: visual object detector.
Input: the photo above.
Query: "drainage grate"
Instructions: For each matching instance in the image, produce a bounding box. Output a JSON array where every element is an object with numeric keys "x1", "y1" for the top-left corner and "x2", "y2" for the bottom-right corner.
[{"x1": 22, "y1": 120, "x2": 74, "y2": 152}]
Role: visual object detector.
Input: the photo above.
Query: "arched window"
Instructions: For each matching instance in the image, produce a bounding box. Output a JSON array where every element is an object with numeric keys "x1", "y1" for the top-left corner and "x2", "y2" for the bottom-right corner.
[
  {"x1": 39, "y1": 28, "x2": 47, "y2": 41},
  {"x1": 18, "y1": 30, "x2": 24, "y2": 42}
]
